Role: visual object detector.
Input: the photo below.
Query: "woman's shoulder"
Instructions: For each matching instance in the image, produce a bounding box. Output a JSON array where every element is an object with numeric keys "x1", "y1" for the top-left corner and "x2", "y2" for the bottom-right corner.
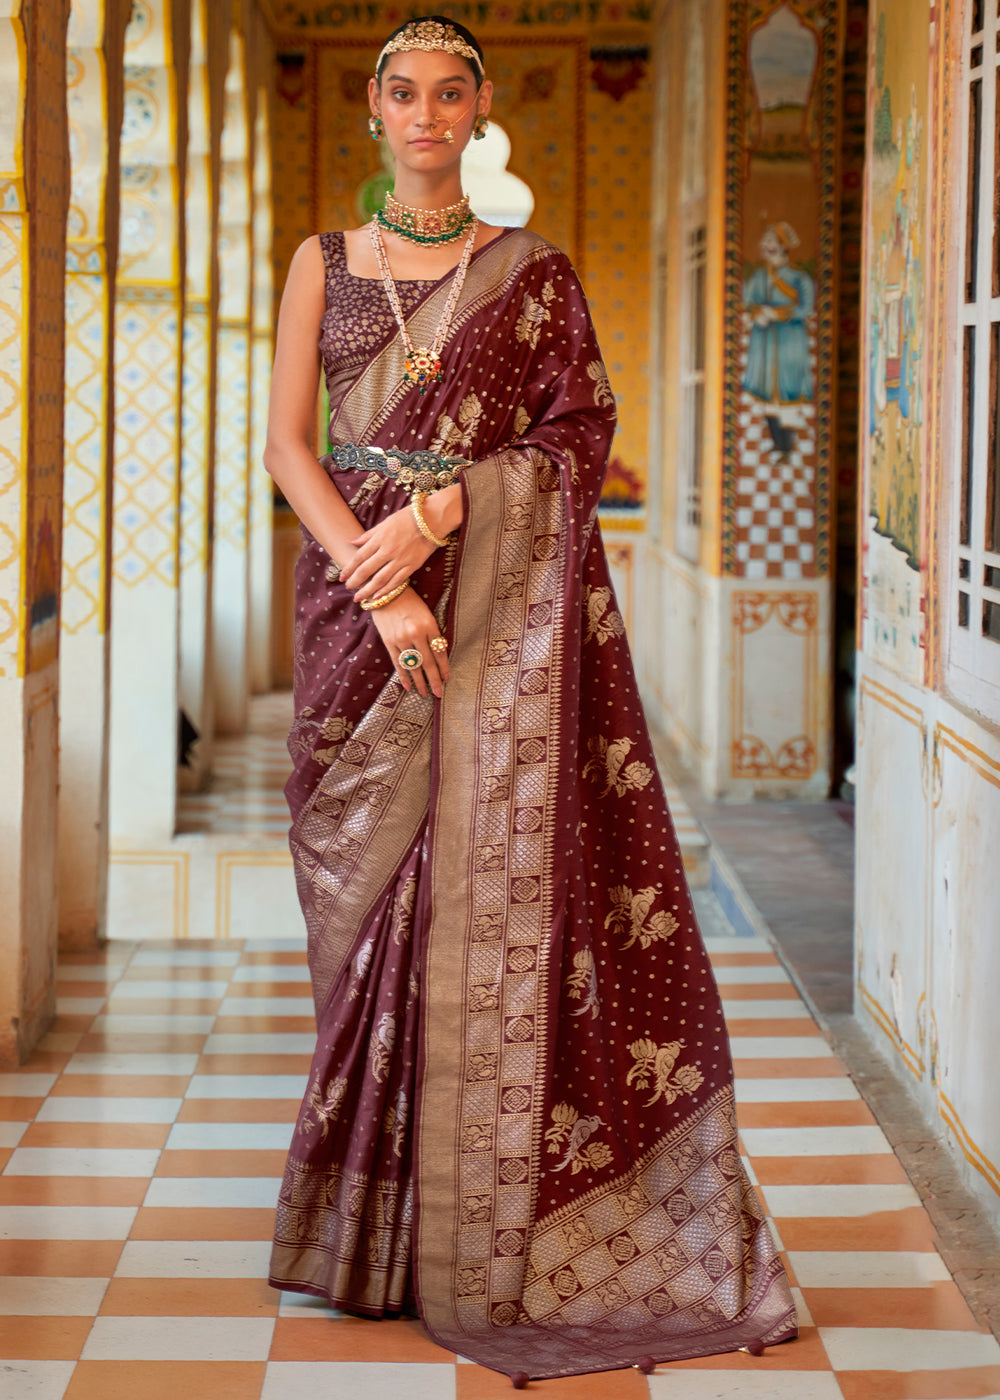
[{"x1": 486, "y1": 225, "x2": 578, "y2": 281}]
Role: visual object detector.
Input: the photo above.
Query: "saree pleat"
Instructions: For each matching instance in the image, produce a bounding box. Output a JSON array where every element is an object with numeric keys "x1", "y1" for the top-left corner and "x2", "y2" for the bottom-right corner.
[{"x1": 270, "y1": 227, "x2": 797, "y2": 1378}]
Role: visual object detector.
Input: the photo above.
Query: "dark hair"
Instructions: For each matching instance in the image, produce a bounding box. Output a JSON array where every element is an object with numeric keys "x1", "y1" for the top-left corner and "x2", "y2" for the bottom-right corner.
[{"x1": 376, "y1": 14, "x2": 485, "y2": 89}]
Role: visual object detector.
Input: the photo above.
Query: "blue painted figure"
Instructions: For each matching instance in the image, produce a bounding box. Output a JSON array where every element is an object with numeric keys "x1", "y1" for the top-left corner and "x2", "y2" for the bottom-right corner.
[{"x1": 742, "y1": 222, "x2": 815, "y2": 457}]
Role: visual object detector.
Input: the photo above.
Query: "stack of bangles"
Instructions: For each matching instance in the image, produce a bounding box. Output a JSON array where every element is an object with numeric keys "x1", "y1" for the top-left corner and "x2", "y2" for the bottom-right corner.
[{"x1": 357, "y1": 493, "x2": 451, "y2": 612}]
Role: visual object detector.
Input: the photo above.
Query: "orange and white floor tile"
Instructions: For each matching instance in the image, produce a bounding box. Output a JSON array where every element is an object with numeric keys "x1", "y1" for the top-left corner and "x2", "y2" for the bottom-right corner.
[{"x1": 2, "y1": 918, "x2": 998, "y2": 1400}]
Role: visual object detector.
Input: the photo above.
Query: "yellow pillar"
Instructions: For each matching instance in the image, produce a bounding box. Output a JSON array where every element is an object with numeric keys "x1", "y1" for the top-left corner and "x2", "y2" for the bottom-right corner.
[
  {"x1": 0, "y1": 0, "x2": 71, "y2": 1062},
  {"x1": 58, "y1": 0, "x2": 129, "y2": 950}
]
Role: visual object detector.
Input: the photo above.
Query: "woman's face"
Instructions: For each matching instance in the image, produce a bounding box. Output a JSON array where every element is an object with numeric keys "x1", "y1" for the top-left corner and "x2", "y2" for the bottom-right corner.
[{"x1": 369, "y1": 48, "x2": 491, "y2": 169}]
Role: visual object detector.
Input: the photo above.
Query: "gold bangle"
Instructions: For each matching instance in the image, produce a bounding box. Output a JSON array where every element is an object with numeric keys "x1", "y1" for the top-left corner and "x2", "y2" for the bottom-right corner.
[
  {"x1": 359, "y1": 579, "x2": 410, "y2": 611},
  {"x1": 411, "y1": 491, "x2": 449, "y2": 549}
]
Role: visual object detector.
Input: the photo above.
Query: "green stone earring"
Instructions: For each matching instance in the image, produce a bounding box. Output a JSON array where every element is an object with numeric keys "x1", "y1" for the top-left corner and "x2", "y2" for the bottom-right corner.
[
  {"x1": 368, "y1": 115, "x2": 384, "y2": 141},
  {"x1": 473, "y1": 114, "x2": 488, "y2": 141}
]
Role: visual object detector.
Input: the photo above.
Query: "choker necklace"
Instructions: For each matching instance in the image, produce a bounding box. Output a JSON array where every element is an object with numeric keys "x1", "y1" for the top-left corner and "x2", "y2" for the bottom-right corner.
[
  {"x1": 376, "y1": 192, "x2": 475, "y2": 246},
  {"x1": 370, "y1": 215, "x2": 479, "y2": 392}
]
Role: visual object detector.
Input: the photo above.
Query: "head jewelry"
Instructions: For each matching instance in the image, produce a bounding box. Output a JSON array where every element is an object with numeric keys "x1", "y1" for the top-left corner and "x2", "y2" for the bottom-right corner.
[{"x1": 375, "y1": 20, "x2": 485, "y2": 78}]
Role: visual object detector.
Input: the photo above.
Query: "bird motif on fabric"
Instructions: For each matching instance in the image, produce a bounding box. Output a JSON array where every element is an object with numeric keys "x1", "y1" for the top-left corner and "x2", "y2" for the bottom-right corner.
[
  {"x1": 545, "y1": 1102, "x2": 614, "y2": 1175},
  {"x1": 349, "y1": 937, "x2": 375, "y2": 1000},
  {"x1": 583, "y1": 586, "x2": 626, "y2": 647},
  {"x1": 582, "y1": 735, "x2": 654, "y2": 798},
  {"x1": 368, "y1": 1011, "x2": 396, "y2": 1083},
  {"x1": 627, "y1": 1037, "x2": 705, "y2": 1108},
  {"x1": 605, "y1": 885, "x2": 680, "y2": 952},
  {"x1": 515, "y1": 282, "x2": 556, "y2": 349}
]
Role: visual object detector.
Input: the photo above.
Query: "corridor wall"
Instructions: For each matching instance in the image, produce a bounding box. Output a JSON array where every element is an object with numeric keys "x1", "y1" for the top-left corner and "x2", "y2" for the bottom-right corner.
[{"x1": 854, "y1": 0, "x2": 1000, "y2": 1223}]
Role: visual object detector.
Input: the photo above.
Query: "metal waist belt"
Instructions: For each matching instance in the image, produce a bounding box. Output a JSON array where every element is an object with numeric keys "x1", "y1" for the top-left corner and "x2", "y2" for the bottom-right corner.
[{"x1": 328, "y1": 443, "x2": 471, "y2": 494}]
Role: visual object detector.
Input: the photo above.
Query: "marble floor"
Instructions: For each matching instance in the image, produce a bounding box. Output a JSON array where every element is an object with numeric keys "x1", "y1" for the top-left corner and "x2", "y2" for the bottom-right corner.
[{"x1": 3, "y1": 910, "x2": 999, "y2": 1400}]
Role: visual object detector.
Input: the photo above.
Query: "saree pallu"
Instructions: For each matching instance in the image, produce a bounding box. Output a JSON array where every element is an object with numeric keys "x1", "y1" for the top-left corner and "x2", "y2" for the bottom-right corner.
[{"x1": 270, "y1": 227, "x2": 797, "y2": 1380}]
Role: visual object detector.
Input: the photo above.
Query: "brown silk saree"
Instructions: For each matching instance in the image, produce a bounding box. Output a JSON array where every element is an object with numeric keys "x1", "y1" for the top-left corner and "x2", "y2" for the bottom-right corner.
[{"x1": 270, "y1": 226, "x2": 797, "y2": 1380}]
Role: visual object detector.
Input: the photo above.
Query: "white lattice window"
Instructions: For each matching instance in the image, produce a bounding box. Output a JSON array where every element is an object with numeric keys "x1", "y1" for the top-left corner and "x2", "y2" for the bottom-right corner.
[
  {"x1": 950, "y1": 0, "x2": 1000, "y2": 709},
  {"x1": 677, "y1": 224, "x2": 706, "y2": 562}
]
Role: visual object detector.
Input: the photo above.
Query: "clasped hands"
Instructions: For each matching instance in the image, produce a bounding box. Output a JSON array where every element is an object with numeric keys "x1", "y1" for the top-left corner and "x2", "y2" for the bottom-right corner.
[{"x1": 338, "y1": 498, "x2": 451, "y2": 699}]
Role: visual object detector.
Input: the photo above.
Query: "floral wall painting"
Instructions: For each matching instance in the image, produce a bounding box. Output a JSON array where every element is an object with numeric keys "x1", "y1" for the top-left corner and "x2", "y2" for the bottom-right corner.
[{"x1": 862, "y1": 0, "x2": 927, "y2": 679}]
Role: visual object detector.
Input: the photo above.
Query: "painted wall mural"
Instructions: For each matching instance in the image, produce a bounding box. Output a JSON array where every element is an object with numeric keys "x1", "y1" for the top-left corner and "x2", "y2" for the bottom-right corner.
[
  {"x1": 861, "y1": 0, "x2": 927, "y2": 681},
  {"x1": 268, "y1": 3, "x2": 653, "y2": 517},
  {"x1": 723, "y1": 0, "x2": 837, "y2": 582}
]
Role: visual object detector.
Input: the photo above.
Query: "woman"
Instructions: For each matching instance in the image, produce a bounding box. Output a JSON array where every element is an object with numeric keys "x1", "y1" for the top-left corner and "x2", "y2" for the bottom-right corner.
[{"x1": 265, "y1": 16, "x2": 796, "y2": 1384}]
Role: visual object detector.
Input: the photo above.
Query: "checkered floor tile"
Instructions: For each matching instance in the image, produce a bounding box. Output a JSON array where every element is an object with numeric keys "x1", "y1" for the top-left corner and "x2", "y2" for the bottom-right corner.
[{"x1": 2, "y1": 911, "x2": 997, "y2": 1399}]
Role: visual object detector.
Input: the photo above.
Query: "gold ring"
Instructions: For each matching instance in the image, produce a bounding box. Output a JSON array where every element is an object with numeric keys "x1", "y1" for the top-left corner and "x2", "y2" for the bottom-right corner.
[
  {"x1": 398, "y1": 648, "x2": 423, "y2": 670},
  {"x1": 429, "y1": 636, "x2": 448, "y2": 653}
]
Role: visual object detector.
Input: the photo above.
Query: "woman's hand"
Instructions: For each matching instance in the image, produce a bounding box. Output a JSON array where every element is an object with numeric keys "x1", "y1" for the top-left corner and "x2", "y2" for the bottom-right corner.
[
  {"x1": 369, "y1": 588, "x2": 450, "y2": 698},
  {"x1": 340, "y1": 505, "x2": 436, "y2": 601}
]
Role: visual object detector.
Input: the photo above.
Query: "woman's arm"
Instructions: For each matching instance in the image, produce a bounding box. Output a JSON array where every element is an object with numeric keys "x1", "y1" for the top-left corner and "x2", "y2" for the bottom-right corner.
[{"x1": 263, "y1": 236, "x2": 366, "y2": 573}]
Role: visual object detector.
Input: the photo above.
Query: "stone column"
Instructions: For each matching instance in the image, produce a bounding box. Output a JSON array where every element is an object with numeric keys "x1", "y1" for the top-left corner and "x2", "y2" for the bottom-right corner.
[
  {"x1": 58, "y1": 0, "x2": 128, "y2": 950},
  {"x1": 0, "y1": 0, "x2": 71, "y2": 1062},
  {"x1": 109, "y1": 0, "x2": 189, "y2": 843}
]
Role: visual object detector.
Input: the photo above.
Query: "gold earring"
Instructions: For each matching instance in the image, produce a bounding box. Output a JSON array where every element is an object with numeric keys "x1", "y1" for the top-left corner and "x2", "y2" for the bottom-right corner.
[
  {"x1": 368, "y1": 115, "x2": 384, "y2": 141},
  {"x1": 473, "y1": 114, "x2": 488, "y2": 141}
]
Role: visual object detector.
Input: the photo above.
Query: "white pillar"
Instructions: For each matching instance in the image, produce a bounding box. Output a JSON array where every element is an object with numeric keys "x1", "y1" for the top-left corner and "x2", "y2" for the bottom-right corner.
[
  {"x1": 109, "y1": 4, "x2": 187, "y2": 843},
  {"x1": 249, "y1": 87, "x2": 273, "y2": 694}
]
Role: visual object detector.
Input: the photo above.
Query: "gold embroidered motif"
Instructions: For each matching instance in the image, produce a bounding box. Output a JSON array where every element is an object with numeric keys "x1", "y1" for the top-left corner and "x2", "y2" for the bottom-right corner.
[
  {"x1": 583, "y1": 585, "x2": 626, "y2": 646},
  {"x1": 314, "y1": 715, "x2": 357, "y2": 766},
  {"x1": 513, "y1": 404, "x2": 531, "y2": 436},
  {"x1": 626, "y1": 1037, "x2": 705, "y2": 1107},
  {"x1": 586, "y1": 358, "x2": 615, "y2": 408},
  {"x1": 582, "y1": 735, "x2": 654, "y2": 798},
  {"x1": 564, "y1": 948, "x2": 599, "y2": 1018},
  {"x1": 605, "y1": 885, "x2": 680, "y2": 952},
  {"x1": 301, "y1": 1071, "x2": 349, "y2": 1141},
  {"x1": 383, "y1": 1088, "x2": 407, "y2": 1158},
  {"x1": 348, "y1": 936, "x2": 375, "y2": 1000},
  {"x1": 392, "y1": 875, "x2": 417, "y2": 945},
  {"x1": 432, "y1": 391, "x2": 483, "y2": 455},
  {"x1": 368, "y1": 1011, "x2": 396, "y2": 1084},
  {"x1": 514, "y1": 282, "x2": 556, "y2": 349},
  {"x1": 545, "y1": 1103, "x2": 614, "y2": 1175}
]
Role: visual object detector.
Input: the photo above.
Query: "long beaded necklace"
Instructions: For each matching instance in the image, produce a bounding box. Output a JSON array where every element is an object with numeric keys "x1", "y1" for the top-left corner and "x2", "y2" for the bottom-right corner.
[
  {"x1": 370, "y1": 213, "x2": 479, "y2": 393},
  {"x1": 376, "y1": 192, "x2": 474, "y2": 246}
]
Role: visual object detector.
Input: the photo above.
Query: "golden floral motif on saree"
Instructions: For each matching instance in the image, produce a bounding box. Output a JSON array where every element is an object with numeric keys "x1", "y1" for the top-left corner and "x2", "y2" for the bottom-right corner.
[
  {"x1": 564, "y1": 949, "x2": 599, "y2": 1018},
  {"x1": 513, "y1": 404, "x2": 531, "y2": 436},
  {"x1": 300, "y1": 1071, "x2": 348, "y2": 1141},
  {"x1": 432, "y1": 391, "x2": 484, "y2": 456},
  {"x1": 583, "y1": 586, "x2": 626, "y2": 647},
  {"x1": 368, "y1": 1011, "x2": 396, "y2": 1084},
  {"x1": 545, "y1": 1103, "x2": 614, "y2": 1175},
  {"x1": 582, "y1": 734, "x2": 654, "y2": 798},
  {"x1": 514, "y1": 281, "x2": 556, "y2": 349},
  {"x1": 586, "y1": 358, "x2": 615, "y2": 409},
  {"x1": 626, "y1": 1037, "x2": 705, "y2": 1107},
  {"x1": 605, "y1": 885, "x2": 680, "y2": 952}
]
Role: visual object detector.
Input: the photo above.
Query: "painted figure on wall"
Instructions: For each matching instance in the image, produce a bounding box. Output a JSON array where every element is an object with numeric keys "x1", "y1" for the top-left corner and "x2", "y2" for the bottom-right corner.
[
  {"x1": 742, "y1": 221, "x2": 815, "y2": 459},
  {"x1": 862, "y1": 1, "x2": 928, "y2": 678}
]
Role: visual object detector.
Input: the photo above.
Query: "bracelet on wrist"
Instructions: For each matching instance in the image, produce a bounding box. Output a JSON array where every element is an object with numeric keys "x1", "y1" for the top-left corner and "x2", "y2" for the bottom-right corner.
[
  {"x1": 411, "y1": 491, "x2": 449, "y2": 549},
  {"x1": 360, "y1": 578, "x2": 410, "y2": 611}
]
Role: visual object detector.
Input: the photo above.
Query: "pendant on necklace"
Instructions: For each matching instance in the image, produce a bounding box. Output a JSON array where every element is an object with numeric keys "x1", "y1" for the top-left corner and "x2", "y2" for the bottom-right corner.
[{"x1": 404, "y1": 347, "x2": 444, "y2": 393}]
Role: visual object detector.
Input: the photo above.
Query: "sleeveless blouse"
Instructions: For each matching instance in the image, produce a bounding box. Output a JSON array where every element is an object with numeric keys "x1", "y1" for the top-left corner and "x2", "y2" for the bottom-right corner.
[{"x1": 318, "y1": 231, "x2": 434, "y2": 389}]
